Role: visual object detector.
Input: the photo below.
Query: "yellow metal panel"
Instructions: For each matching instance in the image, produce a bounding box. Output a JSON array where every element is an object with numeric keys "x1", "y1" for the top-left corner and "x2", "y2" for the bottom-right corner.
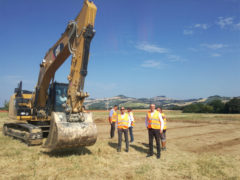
[{"x1": 22, "y1": 94, "x2": 32, "y2": 99}]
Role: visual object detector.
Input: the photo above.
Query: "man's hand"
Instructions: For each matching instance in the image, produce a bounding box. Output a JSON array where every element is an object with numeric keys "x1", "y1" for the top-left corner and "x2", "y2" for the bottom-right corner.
[
  {"x1": 160, "y1": 130, "x2": 163, "y2": 134},
  {"x1": 108, "y1": 117, "x2": 112, "y2": 124}
]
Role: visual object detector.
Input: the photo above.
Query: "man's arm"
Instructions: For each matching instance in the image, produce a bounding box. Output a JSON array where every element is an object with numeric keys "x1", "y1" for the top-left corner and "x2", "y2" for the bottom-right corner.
[
  {"x1": 109, "y1": 109, "x2": 113, "y2": 124},
  {"x1": 129, "y1": 114, "x2": 134, "y2": 126},
  {"x1": 109, "y1": 117, "x2": 112, "y2": 124},
  {"x1": 145, "y1": 115, "x2": 148, "y2": 129},
  {"x1": 128, "y1": 116, "x2": 131, "y2": 127},
  {"x1": 159, "y1": 113, "x2": 164, "y2": 133}
]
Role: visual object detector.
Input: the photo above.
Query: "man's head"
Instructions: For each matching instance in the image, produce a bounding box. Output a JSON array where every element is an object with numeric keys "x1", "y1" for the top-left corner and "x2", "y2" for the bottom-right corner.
[
  {"x1": 127, "y1": 108, "x2": 132, "y2": 112},
  {"x1": 120, "y1": 107, "x2": 125, "y2": 114},
  {"x1": 150, "y1": 104, "x2": 155, "y2": 112},
  {"x1": 114, "y1": 105, "x2": 118, "y2": 111},
  {"x1": 157, "y1": 107, "x2": 162, "y2": 112},
  {"x1": 61, "y1": 93, "x2": 65, "y2": 97}
]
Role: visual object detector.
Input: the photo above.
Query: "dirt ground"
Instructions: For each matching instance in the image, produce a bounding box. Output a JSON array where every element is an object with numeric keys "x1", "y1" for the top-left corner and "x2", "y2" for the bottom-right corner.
[
  {"x1": 0, "y1": 111, "x2": 240, "y2": 179},
  {"x1": 96, "y1": 111, "x2": 240, "y2": 156}
]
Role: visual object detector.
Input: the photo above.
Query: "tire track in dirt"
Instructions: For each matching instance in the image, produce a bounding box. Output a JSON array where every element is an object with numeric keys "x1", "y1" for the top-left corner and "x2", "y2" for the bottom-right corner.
[
  {"x1": 94, "y1": 117, "x2": 240, "y2": 125},
  {"x1": 133, "y1": 124, "x2": 210, "y2": 133},
  {"x1": 168, "y1": 124, "x2": 209, "y2": 130},
  {"x1": 169, "y1": 128, "x2": 240, "y2": 140},
  {"x1": 189, "y1": 138, "x2": 240, "y2": 153},
  {"x1": 96, "y1": 123, "x2": 232, "y2": 133},
  {"x1": 168, "y1": 119, "x2": 240, "y2": 125},
  {"x1": 94, "y1": 118, "x2": 107, "y2": 123}
]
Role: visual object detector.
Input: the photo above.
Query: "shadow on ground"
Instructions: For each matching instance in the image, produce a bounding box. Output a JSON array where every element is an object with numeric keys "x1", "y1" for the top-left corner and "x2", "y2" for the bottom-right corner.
[
  {"x1": 42, "y1": 147, "x2": 92, "y2": 157},
  {"x1": 108, "y1": 142, "x2": 118, "y2": 149},
  {"x1": 141, "y1": 142, "x2": 156, "y2": 149},
  {"x1": 130, "y1": 144, "x2": 148, "y2": 154}
]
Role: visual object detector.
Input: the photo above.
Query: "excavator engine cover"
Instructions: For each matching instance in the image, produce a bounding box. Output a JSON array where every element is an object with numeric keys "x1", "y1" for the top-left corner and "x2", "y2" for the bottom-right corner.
[{"x1": 43, "y1": 112, "x2": 97, "y2": 150}]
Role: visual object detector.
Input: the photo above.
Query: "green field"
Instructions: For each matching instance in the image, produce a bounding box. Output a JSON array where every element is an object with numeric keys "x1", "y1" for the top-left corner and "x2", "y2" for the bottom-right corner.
[{"x1": 0, "y1": 111, "x2": 240, "y2": 180}]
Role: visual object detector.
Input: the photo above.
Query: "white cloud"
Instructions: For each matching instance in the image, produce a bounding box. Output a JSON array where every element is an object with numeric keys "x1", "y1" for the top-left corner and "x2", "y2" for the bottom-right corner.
[
  {"x1": 216, "y1": 17, "x2": 234, "y2": 28},
  {"x1": 194, "y1": 24, "x2": 209, "y2": 30},
  {"x1": 135, "y1": 42, "x2": 185, "y2": 64},
  {"x1": 201, "y1": 43, "x2": 228, "y2": 50},
  {"x1": 167, "y1": 54, "x2": 186, "y2": 62},
  {"x1": 183, "y1": 29, "x2": 193, "y2": 35},
  {"x1": 211, "y1": 53, "x2": 221, "y2": 57},
  {"x1": 234, "y1": 22, "x2": 240, "y2": 30},
  {"x1": 141, "y1": 60, "x2": 163, "y2": 69},
  {"x1": 188, "y1": 47, "x2": 198, "y2": 52},
  {"x1": 136, "y1": 42, "x2": 169, "y2": 53},
  {"x1": 183, "y1": 23, "x2": 209, "y2": 36}
]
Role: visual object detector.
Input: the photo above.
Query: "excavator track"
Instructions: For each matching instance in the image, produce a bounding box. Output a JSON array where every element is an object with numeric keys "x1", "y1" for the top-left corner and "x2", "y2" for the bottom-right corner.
[{"x1": 3, "y1": 123, "x2": 43, "y2": 145}]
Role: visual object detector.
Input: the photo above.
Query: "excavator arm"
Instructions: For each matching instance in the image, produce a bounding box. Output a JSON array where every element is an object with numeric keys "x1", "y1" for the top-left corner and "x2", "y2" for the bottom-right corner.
[
  {"x1": 34, "y1": 0, "x2": 96, "y2": 114},
  {"x1": 36, "y1": 0, "x2": 97, "y2": 149}
]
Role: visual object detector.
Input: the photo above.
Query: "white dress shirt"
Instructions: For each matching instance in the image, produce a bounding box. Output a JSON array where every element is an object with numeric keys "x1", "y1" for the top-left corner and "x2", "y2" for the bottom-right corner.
[{"x1": 128, "y1": 112, "x2": 135, "y2": 127}]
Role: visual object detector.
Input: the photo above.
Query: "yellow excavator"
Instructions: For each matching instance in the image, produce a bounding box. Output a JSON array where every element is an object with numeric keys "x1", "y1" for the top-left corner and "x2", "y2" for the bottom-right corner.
[{"x1": 3, "y1": 0, "x2": 97, "y2": 150}]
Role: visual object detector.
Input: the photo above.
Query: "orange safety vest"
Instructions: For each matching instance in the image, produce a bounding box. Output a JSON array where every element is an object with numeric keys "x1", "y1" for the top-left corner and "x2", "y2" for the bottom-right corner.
[
  {"x1": 161, "y1": 112, "x2": 167, "y2": 130},
  {"x1": 129, "y1": 112, "x2": 135, "y2": 126},
  {"x1": 111, "y1": 110, "x2": 117, "y2": 122},
  {"x1": 147, "y1": 110, "x2": 161, "y2": 129},
  {"x1": 117, "y1": 113, "x2": 129, "y2": 129}
]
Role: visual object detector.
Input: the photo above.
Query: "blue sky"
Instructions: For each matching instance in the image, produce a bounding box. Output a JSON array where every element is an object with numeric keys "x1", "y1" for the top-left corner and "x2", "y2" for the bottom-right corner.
[{"x1": 0, "y1": 0, "x2": 240, "y2": 106}]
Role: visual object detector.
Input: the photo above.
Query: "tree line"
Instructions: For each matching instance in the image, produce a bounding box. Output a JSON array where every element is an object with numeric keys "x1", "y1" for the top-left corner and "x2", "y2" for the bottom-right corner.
[
  {"x1": 0, "y1": 100, "x2": 9, "y2": 111},
  {"x1": 1, "y1": 98, "x2": 240, "y2": 114},
  {"x1": 181, "y1": 98, "x2": 240, "y2": 114}
]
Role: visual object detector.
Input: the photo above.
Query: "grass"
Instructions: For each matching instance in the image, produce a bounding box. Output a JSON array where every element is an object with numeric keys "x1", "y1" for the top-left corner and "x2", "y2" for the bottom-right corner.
[{"x1": 0, "y1": 111, "x2": 240, "y2": 179}]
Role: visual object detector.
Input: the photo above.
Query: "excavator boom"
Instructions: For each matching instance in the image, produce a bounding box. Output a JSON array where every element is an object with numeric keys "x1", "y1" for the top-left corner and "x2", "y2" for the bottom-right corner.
[{"x1": 34, "y1": 0, "x2": 97, "y2": 111}]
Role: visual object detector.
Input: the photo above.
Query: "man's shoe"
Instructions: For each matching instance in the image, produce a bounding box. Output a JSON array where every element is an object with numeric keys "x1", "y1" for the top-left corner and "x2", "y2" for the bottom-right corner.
[
  {"x1": 117, "y1": 149, "x2": 121, "y2": 152},
  {"x1": 126, "y1": 149, "x2": 129, "y2": 152},
  {"x1": 146, "y1": 154, "x2": 153, "y2": 157},
  {"x1": 157, "y1": 155, "x2": 161, "y2": 159},
  {"x1": 162, "y1": 147, "x2": 166, "y2": 151}
]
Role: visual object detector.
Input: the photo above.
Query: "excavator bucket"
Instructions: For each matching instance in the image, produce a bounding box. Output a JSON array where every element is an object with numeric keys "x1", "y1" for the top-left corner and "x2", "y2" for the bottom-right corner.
[{"x1": 43, "y1": 112, "x2": 97, "y2": 150}]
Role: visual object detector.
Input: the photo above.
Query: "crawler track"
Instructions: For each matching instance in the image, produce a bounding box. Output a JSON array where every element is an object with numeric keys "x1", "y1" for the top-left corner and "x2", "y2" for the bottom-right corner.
[{"x1": 3, "y1": 123, "x2": 43, "y2": 145}]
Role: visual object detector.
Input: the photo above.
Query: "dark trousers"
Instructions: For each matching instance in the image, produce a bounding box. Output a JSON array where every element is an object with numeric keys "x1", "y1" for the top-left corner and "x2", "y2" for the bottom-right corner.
[
  {"x1": 129, "y1": 126, "x2": 134, "y2": 142},
  {"x1": 118, "y1": 128, "x2": 129, "y2": 151},
  {"x1": 110, "y1": 122, "x2": 115, "y2": 138},
  {"x1": 148, "y1": 128, "x2": 161, "y2": 156}
]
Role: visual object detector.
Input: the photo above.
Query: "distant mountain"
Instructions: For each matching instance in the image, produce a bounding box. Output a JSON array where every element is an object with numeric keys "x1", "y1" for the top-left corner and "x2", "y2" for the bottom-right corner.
[
  {"x1": 205, "y1": 95, "x2": 231, "y2": 103},
  {"x1": 84, "y1": 95, "x2": 233, "y2": 110}
]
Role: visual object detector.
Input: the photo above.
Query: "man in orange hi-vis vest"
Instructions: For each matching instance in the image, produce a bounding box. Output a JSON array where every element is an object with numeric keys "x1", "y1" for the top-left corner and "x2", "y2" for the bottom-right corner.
[
  {"x1": 145, "y1": 104, "x2": 164, "y2": 159},
  {"x1": 109, "y1": 105, "x2": 118, "y2": 138},
  {"x1": 117, "y1": 107, "x2": 131, "y2": 152}
]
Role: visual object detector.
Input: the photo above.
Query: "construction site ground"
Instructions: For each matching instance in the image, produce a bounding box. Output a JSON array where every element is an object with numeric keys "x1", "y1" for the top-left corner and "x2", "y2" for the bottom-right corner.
[{"x1": 0, "y1": 110, "x2": 239, "y2": 180}]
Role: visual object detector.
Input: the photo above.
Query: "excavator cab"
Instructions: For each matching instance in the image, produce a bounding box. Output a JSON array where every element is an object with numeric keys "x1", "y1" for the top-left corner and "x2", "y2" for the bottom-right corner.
[{"x1": 51, "y1": 82, "x2": 68, "y2": 112}]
